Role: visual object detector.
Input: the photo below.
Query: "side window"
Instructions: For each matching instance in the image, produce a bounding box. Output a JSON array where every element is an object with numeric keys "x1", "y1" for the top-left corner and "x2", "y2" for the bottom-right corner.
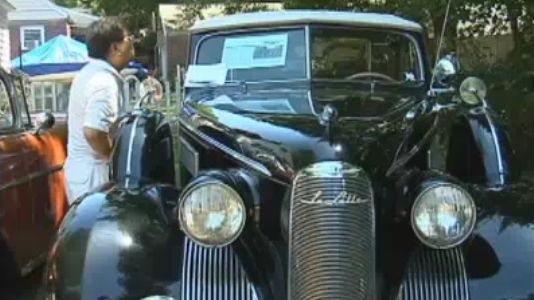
[
  {"x1": 14, "y1": 77, "x2": 32, "y2": 127},
  {"x1": 0, "y1": 78, "x2": 14, "y2": 129}
]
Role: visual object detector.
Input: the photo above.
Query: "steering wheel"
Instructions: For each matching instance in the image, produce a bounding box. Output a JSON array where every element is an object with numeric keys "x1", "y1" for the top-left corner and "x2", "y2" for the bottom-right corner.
[{"x1": 345, "y1": 71, "x2": 396, "y2": 82}]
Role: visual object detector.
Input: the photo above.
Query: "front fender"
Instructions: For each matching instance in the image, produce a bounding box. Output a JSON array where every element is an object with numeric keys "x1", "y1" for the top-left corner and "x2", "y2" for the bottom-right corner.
[
  {"x1": 44, "y1": 183, "x2": 183, "y2": 300},
  {"x1": 398, "y1": 184, "x2": 534, "y2": 300},
  {"x1": 465, "y1": 107, "x2": 515, "y2": 187},
  {"x1": 466, "y1": 185, "x2": 534, "y2": 299}
]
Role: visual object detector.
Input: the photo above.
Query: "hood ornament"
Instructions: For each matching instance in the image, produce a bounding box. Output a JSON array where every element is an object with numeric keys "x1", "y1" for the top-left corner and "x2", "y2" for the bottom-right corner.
[
  {"x1": 320, "y1": 104, "x2": 338, "y2": 143},
  {"x1": 320, "y1": 104, "x2": 338, "y2": 125}
]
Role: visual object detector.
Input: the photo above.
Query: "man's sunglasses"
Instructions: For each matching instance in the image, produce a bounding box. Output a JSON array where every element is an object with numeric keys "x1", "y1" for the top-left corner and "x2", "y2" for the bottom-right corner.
[{"x1": 124, "y1": 34, "x2": 141, "y2": 43}]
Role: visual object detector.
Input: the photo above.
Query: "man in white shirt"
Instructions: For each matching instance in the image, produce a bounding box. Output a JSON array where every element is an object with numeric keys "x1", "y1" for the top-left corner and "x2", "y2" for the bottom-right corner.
[{"x1": 64, "y1": 17, "x2": 135, "y2": 204}]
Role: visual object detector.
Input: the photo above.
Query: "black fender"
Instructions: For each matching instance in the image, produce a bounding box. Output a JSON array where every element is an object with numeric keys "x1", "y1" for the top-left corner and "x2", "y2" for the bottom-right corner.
[
  {"x1": 44, "y1": 173, "x2": 275, "y2": 300},
  {"x1": 396, "y1": 176, "x2": 534, "y2": 299},
  {"x1": 465, "y1": 185, "x2": 534, "y2": 300},
  {"x1": 112, "y1": 109, "x2": 176, "y2": 187},
  {"x1": 447, "y1": 106, "x2": 515, "y2": 188},
  {"x1": 44, "y1": 183, "x2": 183, "y2": 300}
]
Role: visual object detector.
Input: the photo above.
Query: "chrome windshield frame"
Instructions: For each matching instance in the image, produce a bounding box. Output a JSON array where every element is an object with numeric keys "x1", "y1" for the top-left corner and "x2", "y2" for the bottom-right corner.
[{"x1": 191, "y1": 24, "x2": 426, "y2": 85}]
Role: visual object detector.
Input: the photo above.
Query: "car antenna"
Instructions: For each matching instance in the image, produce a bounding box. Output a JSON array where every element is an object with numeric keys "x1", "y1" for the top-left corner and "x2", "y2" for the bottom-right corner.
[{"x1": 429, "y1": 0, "x2": 453, "y2": 89}]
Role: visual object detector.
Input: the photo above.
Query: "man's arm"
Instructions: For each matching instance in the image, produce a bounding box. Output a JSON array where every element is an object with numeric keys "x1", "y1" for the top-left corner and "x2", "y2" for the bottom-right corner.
[
  {"x1": 83, "y1": 127, "x2": 112, "y2": 159},
  {"x1": 83, "y1": 80, "x2": 119, "y2": 160}
]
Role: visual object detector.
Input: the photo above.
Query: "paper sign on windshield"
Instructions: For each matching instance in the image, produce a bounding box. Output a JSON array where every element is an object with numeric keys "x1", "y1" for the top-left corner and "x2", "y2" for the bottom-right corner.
[
  {"x1": 222, "y1": 34, "x2": 288, "y2": 70},
  {"x1": 184, "y1": 63, "x2": 228, "y2": 87}
]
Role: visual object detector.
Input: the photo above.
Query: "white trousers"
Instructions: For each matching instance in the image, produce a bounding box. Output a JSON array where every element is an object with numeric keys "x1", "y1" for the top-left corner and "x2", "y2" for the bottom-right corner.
[{"x1": 64, "y1": 158, "x2": 110, "y2": 205}]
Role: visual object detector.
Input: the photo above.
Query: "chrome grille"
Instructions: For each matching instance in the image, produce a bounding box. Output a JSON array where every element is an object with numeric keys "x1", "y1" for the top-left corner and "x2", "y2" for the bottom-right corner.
[
  {"x1": 181, "y1": 238, "x2": 259, "y2": 300},
  {"x1": 398, "y1": 247, "x2": 470, "y2": 300},
  {"x1": 289, "y1": 162, "x2": 375, "y2": 300}
]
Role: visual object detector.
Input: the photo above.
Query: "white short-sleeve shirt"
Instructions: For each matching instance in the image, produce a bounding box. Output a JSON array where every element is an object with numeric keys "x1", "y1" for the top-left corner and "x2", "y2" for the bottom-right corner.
[{"x1": 64, "y1": 59, "x2": 124, "y2": 203}]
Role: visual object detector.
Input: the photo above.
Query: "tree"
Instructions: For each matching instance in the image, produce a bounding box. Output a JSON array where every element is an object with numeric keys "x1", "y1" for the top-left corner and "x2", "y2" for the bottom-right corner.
[
  {"x1": 53, "y1": 0, "x2": 81, "y2": 8},
  {"x1": 284, "y1": 0, "x2": 377, "y2": 11},
  {"x1": 78, "y1": 0, "x2": 173, "y2": 33}
]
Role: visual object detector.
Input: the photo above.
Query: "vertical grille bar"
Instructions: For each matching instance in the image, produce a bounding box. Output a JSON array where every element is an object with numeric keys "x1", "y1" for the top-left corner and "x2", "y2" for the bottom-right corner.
[
  {"x1": 181, "y1": 238, "x2": 259, "y2": 300},
  {"x1": 398, "y1": 247, "x2": 470, "y2": 300},
  {"x1": 288, "y1": 162, "x2": 375, "y2": 300}
]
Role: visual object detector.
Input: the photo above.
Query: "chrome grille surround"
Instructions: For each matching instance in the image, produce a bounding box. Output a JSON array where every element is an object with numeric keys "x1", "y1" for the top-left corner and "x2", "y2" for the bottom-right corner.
[
  {"x1": 398, "y1": 247, "x2": 470, "y2": 300},
  {"x1": 181, "y1": 238, "x2": 259, "y2": 300},
  {"x1": 288, "y1": 161, "x2": 376, "y2": 300}
]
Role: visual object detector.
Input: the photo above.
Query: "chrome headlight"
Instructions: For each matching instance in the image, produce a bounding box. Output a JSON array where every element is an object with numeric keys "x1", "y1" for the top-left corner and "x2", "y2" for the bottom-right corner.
[
  {"x1": 179, "y1": 181, "x2": 246, "y2": 247},
  {"x1": 411, "y1": 183, "x2": 476, "y2": 249}
]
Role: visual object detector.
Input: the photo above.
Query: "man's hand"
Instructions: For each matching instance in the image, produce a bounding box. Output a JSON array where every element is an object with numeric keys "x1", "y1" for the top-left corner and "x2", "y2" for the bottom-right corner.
[{"x1": 83, "y1": 127, "x2": 112, "y2": 160}]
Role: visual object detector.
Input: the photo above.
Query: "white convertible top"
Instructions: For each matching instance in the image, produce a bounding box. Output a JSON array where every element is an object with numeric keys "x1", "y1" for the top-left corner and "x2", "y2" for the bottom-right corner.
[{"x1": 191, "y1": 10, "x2": 422, "y2": 33}]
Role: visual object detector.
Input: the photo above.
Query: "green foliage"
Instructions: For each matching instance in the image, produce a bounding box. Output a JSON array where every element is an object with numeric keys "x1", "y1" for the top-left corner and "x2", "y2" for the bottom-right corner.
[
  {"x1": 53, "y1": 0, "x2": 81, "y2": 8},
  {"x1": 79, "y1": 0, "x2": 161, "y2": 31},
  {"x1": 284, "y1": 0, "x2": 375, "y2": 11}
]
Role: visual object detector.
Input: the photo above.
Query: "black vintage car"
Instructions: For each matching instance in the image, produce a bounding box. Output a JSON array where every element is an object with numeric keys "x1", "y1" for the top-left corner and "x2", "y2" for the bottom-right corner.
[{"x1": 44, "y1": 10, "x2": 534, "y2": 300}]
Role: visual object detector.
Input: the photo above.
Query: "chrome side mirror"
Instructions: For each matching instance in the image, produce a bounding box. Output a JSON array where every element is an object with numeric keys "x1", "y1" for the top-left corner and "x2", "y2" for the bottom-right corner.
[
  {"x1": 459, "y1": 77, "x2": 487, "y2": 105},
  {"x1": 434, "y1": 57, "x2": 458, "y2": 87},
  {"x1": 35, "y1": 112, "x2": 55, "y2": 135}
]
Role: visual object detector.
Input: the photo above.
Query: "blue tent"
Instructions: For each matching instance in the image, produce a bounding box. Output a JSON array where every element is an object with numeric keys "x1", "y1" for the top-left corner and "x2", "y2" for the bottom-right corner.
[{"x1": 11, "y1": 35, "x2": 89, "y2": 76}]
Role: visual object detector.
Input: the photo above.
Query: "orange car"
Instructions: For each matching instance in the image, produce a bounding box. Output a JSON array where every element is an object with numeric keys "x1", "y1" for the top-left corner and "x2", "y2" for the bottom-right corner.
[{"x1": 0, "y1": 68, "x2": 68, "y2": 296}]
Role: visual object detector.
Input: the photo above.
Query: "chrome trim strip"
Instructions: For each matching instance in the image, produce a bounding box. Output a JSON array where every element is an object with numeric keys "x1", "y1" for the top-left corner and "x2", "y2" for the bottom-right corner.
[
  {"x1": 0, "y1": 165, "x2": 63, "y2": 194},
  {"x1": 306, "y1": 90, "x2": 319, "y2": 116},
  {"x1": 305, "y1": 25, "x2": 311, "y2": 80},
  {"x1": 181, "y1": 238, "x2": 259, "y2": 300},
  {"x1": 125, "y1": 116, "x2": 139, "y2": 188},
  {"x1": 482, "y1": 103, "x2": 505, "y2": 185},
  {"x1": 20, "y1": 252, "x2": 47, "y2": 277},
  {"x1": 179, "y1": 119, "x2": 272, "y2": 177}
]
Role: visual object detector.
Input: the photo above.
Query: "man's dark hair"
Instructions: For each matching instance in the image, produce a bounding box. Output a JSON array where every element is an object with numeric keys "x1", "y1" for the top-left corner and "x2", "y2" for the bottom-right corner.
[{"x1": 86, "y1": 17, "x2": 128, "y2": 59}]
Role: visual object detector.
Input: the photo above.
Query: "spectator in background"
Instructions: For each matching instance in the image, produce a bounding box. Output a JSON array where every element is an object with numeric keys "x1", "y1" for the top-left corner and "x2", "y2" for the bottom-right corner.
[
  {"x1": 64, "y1": 17, "x2": 135, "y2": 204},
  {"x1": 140, "y1": 67, "x2": 164, "y2": 104}
]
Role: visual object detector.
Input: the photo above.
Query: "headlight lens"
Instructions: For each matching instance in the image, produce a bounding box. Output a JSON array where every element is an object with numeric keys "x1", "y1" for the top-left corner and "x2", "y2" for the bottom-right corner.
[
  {"x1": 179, "y1": 182, "x2": 246, "y2": 247},
  {"x1": 411, "y1": 183, "x2": 476, "y2": 249}
]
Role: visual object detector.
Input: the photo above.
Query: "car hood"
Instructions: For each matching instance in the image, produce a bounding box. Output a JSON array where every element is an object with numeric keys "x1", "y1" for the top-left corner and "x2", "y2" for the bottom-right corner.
[{"x1": 181, "y1": 83, "x2": 427, "y2": 182}]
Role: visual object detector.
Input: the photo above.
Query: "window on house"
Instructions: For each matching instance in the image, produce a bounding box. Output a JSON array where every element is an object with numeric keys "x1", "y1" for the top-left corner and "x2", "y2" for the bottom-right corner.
[
  {"x1": 28, "y1": 82, "x2": 69, "y2": 114},
  {"x1": 21, "y1": 26, "x2": 45, "y2": 50}
]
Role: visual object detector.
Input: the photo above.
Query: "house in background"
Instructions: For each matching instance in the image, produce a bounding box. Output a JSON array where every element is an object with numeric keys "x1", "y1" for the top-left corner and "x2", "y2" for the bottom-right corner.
[
  {"x1": 7, "y1": 0, "x2": 98, "y2": 61},
  {"x1": 0, "y1": 0, "x2": 14, "y2": 69}
]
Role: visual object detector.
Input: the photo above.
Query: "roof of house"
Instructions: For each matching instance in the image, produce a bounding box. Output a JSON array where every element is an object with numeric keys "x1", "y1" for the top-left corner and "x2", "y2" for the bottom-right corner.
[
  {"x1": 7, "y1": 0, "x2": 99, "y2": 27},
  {"x1": 7, "y1": 0, "x2": 68, "y2": 21},
  {"x1": 66, "y1": 7, "x2": 99, "y2": 28},
  {"x1": 0, "y1": 0, "x2": 15, "y2": 11},
  {"x1": 191, "y1": 10, "x2": 422, "y2": 33}
]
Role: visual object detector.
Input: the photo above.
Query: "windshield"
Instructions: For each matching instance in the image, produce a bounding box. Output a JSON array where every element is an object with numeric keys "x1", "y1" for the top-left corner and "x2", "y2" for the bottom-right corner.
[
  {"x1": 193, "y1": 26, "x2": 423, "y2": 84},
  {"x1": 195, "y1": 28, "x2": 307, "y2": 81},
  {"x1": 311, "y1": 26, "x2": 422, "y2": 82}
]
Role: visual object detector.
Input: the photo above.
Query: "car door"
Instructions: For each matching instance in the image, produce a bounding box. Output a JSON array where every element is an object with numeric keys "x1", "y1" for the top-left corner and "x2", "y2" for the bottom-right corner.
[
  {"x1": 10, "y1": 72, "x2": 69, "y2": 273},
  {"x1": 0, "y1": 69, "x2": 36, "y2": 277},
  {"x1": 0, "y1": 69, "x2": 69, "y2": 280}
]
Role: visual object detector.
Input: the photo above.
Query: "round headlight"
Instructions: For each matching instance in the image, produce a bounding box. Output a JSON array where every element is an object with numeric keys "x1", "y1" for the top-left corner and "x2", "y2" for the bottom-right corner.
[
  {"x1": 411, "y1": 183, "x2": 476, "y2": 249},
  {"x1": 179, "y1": 182, "x2": 246, "y2": 247}
]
